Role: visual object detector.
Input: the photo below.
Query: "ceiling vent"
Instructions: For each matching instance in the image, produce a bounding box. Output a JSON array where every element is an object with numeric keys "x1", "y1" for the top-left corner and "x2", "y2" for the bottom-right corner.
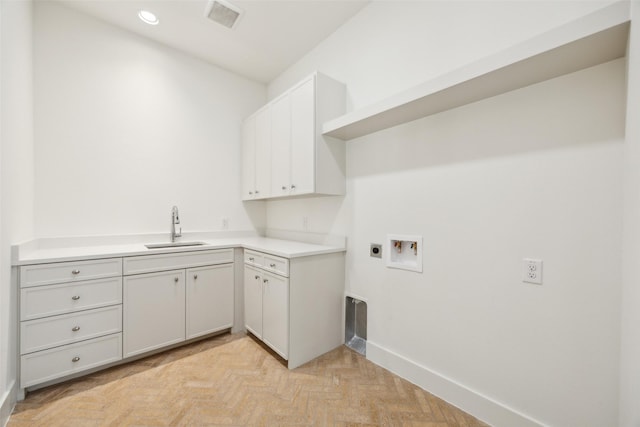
[{"x1": 204, "y1": 0, "x2": 243, "y2": 29}]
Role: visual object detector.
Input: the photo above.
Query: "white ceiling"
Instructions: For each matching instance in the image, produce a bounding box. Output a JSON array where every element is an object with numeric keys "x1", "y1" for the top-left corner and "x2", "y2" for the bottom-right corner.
[{"x1": 57, "y1": 0, "x2": 369, "y2": 83}]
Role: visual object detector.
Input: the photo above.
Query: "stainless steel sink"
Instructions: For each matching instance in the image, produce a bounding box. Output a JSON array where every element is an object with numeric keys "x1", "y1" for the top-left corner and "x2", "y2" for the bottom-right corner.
[{"x1": 145, "y1": 241, "x2": 206, "y2": 249}]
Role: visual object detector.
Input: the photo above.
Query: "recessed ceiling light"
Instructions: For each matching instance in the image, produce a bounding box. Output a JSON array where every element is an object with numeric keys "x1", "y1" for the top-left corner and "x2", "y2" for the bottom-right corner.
[{"x1": 138, "y1": 10, "x2": 159, "y2": 25}]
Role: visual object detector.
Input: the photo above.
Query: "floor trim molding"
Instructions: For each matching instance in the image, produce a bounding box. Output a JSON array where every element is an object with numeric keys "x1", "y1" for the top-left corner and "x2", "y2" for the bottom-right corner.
[
  {"x1": 366, "y1": 341, "x2": 543, "y2": 427},
  {"x1": 0, "y1": 380, "x2": 17, "y2": 427}
]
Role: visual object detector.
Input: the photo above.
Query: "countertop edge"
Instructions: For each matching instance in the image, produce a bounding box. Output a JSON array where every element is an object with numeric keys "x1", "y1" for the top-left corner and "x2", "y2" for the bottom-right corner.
[{"x1": 13, "y1": 237, "x2": 346, "y2": 266}]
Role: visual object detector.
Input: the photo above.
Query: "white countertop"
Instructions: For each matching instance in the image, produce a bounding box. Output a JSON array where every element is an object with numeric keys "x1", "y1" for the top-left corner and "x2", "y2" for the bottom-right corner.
[{"x1": 13, "y1": 233, "x2": 346, "y2": 265}]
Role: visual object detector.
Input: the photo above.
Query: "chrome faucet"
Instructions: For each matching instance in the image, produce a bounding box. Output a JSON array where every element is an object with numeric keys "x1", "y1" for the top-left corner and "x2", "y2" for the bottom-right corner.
[{"x1": 171, "y1": 205, "x2": 182, "y2": 242}]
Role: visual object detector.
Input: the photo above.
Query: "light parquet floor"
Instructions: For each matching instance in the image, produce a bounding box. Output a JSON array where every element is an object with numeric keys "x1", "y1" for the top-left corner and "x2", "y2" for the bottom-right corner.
[{"x1": 9, "y1": 333, "x2": 489, "y2": 426}]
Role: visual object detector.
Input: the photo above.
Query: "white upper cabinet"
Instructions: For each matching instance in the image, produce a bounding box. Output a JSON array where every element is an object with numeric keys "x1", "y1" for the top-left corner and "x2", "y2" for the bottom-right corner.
[
  {"x1": 241, "y1": 114, "x2": 256, "y2": 200},
  {"x1": 254, "y1": 107, "x2": 272, "y2": 199},
  {"x1": 270, "y1": 94, "x2": 292, "y2": 196},
  {"x1": 242, "y1": 107, "x2": 271, "y2": 200},
  {"x1": 243, "y1": 72, "x2": 346, "y2": 201},
  {"x1": 289, "y1": 77, "x2": 315, "y2": 195}
]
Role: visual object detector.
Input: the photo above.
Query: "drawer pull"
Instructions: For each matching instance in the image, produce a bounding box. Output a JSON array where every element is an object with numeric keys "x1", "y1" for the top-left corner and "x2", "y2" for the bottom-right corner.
[
  {"x1": 193, "y1": 274, "x2": 198, "y2": 280},
  {"x1": 263, "y1": 279, "x2": 269, "y2": 283},
  {"x1": 72, "y1": 326, "x2": 80, "y2": 332},
  {"x1": 254, "y1": 275, "x2": 260, "y2": 280},
  {"x1": 72, "y1": 356, "x2": 80, "y2": 363},
  {"x1": 269, "y1": 263, "x2": 276, "y2": 268},
  {"x1": 174, "y1": 277, "x2": 179, "y2": 283},
  {"x1": 71, "y1": 269, "x2": 81, "y2": 275},
  {"x1": 249, "y1": 257, "x2": 254, "y2": 261},
  {"x1": 71, "y1": 295, "x2": 81, "y2": 301}
]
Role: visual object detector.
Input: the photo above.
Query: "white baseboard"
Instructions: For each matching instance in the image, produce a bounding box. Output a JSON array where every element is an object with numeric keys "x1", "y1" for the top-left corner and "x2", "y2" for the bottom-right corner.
[
  {"x1": 366, "y1": 341, "x2": 544, "y2": 427},
  {"x1": 0, "y1": 380, "x2": 17, "y2": 427}
]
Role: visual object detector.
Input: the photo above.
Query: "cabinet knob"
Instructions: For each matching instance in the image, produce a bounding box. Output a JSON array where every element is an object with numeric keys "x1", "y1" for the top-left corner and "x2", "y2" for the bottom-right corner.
[
  {"x1": 269, "y1": 263, "x2": 276, "y2": 268},
  {"x1": 249, "y1": 257, "x2": 254, "y2": 261},
  {"x1": 71, "y1": 295, "x2": 80, "y2": 301},
  {"x1": 71, "y1": 269, "x2": 80, "y2": 275},
  {"x1": 193, "y1": 274, "x2": 198, "y2": 280},
  {"x1": 255, "y1": 190, "x2": 260, "y2": 194},
  {"x1": 72, "y1": 356, "x2": 80, "y2": 363},
  {"x1": 72, "y1": 326, "x2": 80, "y2": 332},
  {"x1": 290, "y1": 184, "x2": 296, "y2": 190},
  {"x1": 174, "y1": 277, "x2": 179, "y2": 283},
  {"x1": 282, "y1": 186, "x2": 287, "y2": 190},
  {"x1": 263, "y1": 278, "x2": 269, "y2": 283},
  {"x1": 249, "y1": 191, "x2": 253, "y2": 195},
  {"x1": 254, "y1": 275, "x2": 260, "y2": 280}
]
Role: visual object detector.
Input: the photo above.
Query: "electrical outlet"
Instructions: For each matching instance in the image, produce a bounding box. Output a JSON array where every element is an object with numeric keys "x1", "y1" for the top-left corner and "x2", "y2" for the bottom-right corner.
[
  {"x1": 302, "y1": 216, "x2": 309, "y2": 231},
  {"x1": 523, "y1": 258, "x2": 543, "y2": 285},
  {"x1": 221, "y1": 217, "x2": 229, "y2": 230}
]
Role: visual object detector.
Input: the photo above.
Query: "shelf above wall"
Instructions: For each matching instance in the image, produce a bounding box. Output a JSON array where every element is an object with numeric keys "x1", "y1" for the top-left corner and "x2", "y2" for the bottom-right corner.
[{"x1": 322, "y1": 1, "x2": 630, "y2": 141}]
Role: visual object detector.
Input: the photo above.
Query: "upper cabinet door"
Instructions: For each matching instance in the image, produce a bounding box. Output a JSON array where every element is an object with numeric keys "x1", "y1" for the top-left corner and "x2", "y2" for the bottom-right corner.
[
  {"x1": 290, "y1": 77, "x2": 315, "y2": 196},
  {"x1": 241, "y1": 72, "x2": 345, "y2": 201},
  {"x1": 270, "y1": 94, "x2": 291, "y2": 197},
  {"x1": 241, "y1": 115, "x2": 256, "y2": 200},
  {"x1": 254, "y1": 107, "x2": 272, "y2": 199}
]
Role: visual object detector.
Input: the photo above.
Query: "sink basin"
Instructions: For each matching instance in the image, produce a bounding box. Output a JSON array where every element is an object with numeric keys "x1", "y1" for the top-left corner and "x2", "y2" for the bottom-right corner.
[{"x1": 145, "y1": 241, "x2": 206, "y2": 249}]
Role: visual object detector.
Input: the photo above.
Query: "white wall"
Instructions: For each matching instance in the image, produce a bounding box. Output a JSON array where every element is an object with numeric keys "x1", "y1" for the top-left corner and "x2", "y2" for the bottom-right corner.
[
  {"x1": 0, "y1": 0, "x2": 34, "y2": 423},
  {"x1": 620, "y1": 2, "x2": 640, "y2": 426},
  {"x1": 266, "y1": 1, "x2": 624, "y2": 426},
  {"x1": 33, "y1": 2, "x2": 266, "y2": 238}
]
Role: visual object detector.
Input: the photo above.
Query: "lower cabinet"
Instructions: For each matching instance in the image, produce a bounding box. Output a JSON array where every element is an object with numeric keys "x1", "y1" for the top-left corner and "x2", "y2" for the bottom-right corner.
[
  {"x1": 244, "y1": 265, "x2": 289, "y2": 359},
  {"x1": 123, "y1": 270, "x2": 186, "y2": 358},
  {"x1": 243, "y1": 248, "x2": 345, "y2": 369},
  {"x1": 17, "y1": 243, "x2": 344, "y2": 392},
  {"x1": 261, "y1": 271, "x2": 289, "y2": 360},
  {"x1": 19, "y1": 249, "x2": 235, "y2": 392},
  {"x1": 244, "y1": 265, "x2": 264, "y2": 339},
  {"x1": 123, "y1": 249, "x2": 235, "y2": 359},
  {"x1": 186, "y1": 264, "x2": 234, "y2": 339},
  {"x1": 21, "y1": 334, "x2": 122, "y2": 388},
  {"x1": 18, "y1": 258, "x2": 124, "y2": 389}
]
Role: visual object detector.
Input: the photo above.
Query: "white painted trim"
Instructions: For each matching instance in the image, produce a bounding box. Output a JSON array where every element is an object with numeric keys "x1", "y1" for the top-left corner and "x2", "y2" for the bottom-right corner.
[
  {"x1": 366, "y1": 341, "x2": 544, "y2": 427},
  {"x1": 0, "y1": 380, "x2": 17, "y2": 427}
]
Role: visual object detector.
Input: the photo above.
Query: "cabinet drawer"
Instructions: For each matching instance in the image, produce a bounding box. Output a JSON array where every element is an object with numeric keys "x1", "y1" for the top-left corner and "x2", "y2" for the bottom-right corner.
[
  {"x1": 21, "y1": 333, "x2": 122, "y2": 388},
  {"x1": 263, "y1": 254, "x2": 289, "y2": 277},
  {"x1": 123, "y1": 249, "x2": 233, "y2": 275},
  {"x1": 244, "y1": 250, "x2": 264, "y2": 267},
  {"x1": 21, "y1": 277, "x2": 122, "y2": 321},
  {"x1": 21, "y1": 305, "x2": 122, "y2": 355},
  {"x1": 20, "y1": 258, "x2": 122, "y2": 288}
]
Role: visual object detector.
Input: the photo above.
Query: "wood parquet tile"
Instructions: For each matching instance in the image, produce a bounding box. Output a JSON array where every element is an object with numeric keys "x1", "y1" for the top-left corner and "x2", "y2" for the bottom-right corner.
[{"x1": 9, "y1": 333, "x2": 489, "y2": 426}]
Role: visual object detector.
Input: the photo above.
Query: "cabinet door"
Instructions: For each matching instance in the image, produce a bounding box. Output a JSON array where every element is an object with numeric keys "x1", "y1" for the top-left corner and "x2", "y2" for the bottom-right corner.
[
  {"x1": 262, "y1": 272, "x2": 289, "y2": 360},
  {"x1": 243, "y1": 265, "x2": 263, "y2": 339},
  {"x1": 123, "y1": 269, "x2": 185, "y2": 358},
  {"x1": 270, "y1": 94, "x2": 291, "y2": 197},
  {"x1": 241, "y1": 114, "x2": 256, "y2": 200},
  {"x1": 254, "y1": 107, "x2": 271, "y2": 199},
  {"x1": 186, "y1": 264, "x2": 234, "y2": 340},
  {"x1": 290, "y1": 77, "x2": 315, "y2": 195}
]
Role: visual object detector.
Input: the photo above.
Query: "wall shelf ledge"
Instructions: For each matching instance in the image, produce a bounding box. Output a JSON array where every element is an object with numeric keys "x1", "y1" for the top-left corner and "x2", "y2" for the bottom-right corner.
[{"x1": 322, "y1": 1, "x2": 630, "y2": 141}]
